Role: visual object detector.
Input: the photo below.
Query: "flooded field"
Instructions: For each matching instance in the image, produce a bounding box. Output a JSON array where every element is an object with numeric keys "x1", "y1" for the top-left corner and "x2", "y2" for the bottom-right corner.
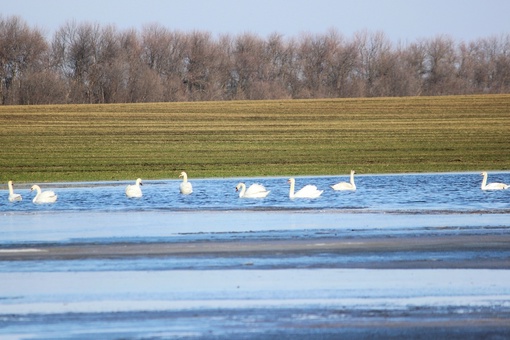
[{"x1": 1, "y1": 172, "x2": 510, "y2": 338}]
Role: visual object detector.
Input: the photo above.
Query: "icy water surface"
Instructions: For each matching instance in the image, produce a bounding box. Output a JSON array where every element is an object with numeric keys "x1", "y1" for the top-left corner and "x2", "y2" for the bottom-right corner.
[
  {"x1": 2, "y1": 172, "x2": 509, "y2": 244},
  {"x1": 1, "y1": 172, "x2": 510, "y2": 339}
]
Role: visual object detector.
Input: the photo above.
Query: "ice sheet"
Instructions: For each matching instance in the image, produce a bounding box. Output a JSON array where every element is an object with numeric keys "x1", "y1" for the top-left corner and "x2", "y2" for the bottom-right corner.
[{"x1": 2, "y1": 269, "x2": 510, "y2": 314}]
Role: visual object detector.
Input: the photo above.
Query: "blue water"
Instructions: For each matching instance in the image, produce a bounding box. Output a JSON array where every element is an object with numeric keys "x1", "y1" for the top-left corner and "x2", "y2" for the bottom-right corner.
[
  {"x1": 1, "y1": 172, "x2": 510, "y2": 339},
  {"x1": 2, "y1": 172, "x2": 509, "y2": 246},
  {"x1": 2, "y1": 172, "x2": 510, "y2": 214}
]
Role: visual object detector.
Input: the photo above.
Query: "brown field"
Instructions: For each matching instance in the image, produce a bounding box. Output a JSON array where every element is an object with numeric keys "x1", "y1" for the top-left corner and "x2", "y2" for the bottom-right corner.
[{"x1": 1, "y1": 94, "x2": 509, "y2": 182}]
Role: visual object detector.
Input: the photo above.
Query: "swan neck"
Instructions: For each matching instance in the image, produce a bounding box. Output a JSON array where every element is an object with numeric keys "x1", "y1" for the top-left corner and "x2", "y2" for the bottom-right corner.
[
  {"x1": 289, "y1": 181, "x2": 295, "y2": 198},
  {"x1": 32, "y1": 186, "x2": 41, "y2": 201},
  {"x1": 239, "y1": 184, "x2": 246, "y2": 197},
  {"x1": 481, "y1": 173, "x2": 487, "y2": 188},
  {"x1": 8, "y1": 182, "x2": 14, "y2": 194}
]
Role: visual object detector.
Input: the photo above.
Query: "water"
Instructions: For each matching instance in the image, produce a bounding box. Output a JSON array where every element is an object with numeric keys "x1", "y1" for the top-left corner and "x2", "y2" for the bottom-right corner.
[
  {"x1": 2, "y1": 172, "x2": 509, "y2": 214},
  {"x1": 1, "y1": 172, "x2": 510, "y2": 338},
  {"x1": 1, "y1": 172, "x2": 509, "y2": 245}
]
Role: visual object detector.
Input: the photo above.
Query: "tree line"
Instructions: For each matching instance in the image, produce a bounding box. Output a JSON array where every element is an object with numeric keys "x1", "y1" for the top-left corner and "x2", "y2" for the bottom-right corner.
[{"x1": 1, "y1": 15, "x2": 510, "y2": 105}]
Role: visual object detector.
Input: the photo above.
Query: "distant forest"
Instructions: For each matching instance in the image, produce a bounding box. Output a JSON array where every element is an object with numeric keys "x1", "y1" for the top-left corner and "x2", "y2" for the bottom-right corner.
[{"x1": 1, "y1": 15, "x2": 510, "y2": 105}]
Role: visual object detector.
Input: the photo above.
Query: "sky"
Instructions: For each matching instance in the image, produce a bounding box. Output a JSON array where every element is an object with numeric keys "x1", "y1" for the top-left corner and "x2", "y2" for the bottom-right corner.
[{"x1": 2, "y1": 0, "x2": 510, "y2": 43}]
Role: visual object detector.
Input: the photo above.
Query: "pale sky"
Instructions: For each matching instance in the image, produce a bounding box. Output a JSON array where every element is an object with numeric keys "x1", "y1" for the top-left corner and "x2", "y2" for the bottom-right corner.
[{"x1": 2, "y1": 0, "x2": 510, "y2": 43}]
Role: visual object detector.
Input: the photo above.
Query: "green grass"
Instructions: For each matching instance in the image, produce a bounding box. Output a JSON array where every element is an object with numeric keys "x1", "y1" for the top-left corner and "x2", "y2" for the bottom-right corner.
[{"x1": 1, "y1": 94, "x2": 509, "y2": 183}]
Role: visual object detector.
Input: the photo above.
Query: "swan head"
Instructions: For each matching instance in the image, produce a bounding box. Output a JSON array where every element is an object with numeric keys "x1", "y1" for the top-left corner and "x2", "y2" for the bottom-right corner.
[
  {"x1": 136, "y1": 178, "x2": 143, "y2": 186},
  {"x1": 481, "y1": 171, "x2": 487, "y2": 176},
  {"x1": 235, "y1": 183, "x2": 242, "y2": 192},
  {"x1": 8, "y1": 180, "x2": 13, "y2": 186},
  {"x1": 287, "y1": 178, "x2": 295, "y2": 185},
  {"x1": 30, "y1": 185, "x2": 40, "y2": 192},
  {"x1": 179, "y1": 172, "x2": 187, "y2": 179}
]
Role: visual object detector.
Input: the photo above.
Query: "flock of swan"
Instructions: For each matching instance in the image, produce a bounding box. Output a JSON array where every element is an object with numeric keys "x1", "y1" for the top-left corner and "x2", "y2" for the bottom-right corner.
[
  {"x1": 5, "y1": 170, "x2": 508, "y2": 204},
  {"x1": 7, "y1": 181, "x2": 58, "y2": 204}
]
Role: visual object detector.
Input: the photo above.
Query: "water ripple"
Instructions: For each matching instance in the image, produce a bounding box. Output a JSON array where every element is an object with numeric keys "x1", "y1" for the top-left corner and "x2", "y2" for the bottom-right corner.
[{"x1": 2, "y1": 172, "x2": 510, "y2": 214}]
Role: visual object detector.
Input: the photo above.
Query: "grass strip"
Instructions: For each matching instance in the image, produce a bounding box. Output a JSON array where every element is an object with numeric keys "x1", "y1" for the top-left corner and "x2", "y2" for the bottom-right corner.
[{"x1": 1, "y1": 94, "x2": 509, "y2": 182}]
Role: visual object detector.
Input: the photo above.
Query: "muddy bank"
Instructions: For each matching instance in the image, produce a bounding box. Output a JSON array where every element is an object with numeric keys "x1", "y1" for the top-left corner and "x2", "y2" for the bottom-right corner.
[
  {"x1": 2, "y1": 307, "x2": 510, "y2": 339},
  {"x1": 2, "y1": 233, "x2": 510, "y2": 270}
]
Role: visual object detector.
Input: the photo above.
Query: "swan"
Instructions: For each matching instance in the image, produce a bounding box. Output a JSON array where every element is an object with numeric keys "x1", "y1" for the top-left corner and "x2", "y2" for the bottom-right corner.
[
  {"x1": 8, "y1": 181, "x2": 22, "y2": 202},
  {"x1": 31, "y1": 185, "x2": 57, "y2": 204},
  {"x1": 179, "y1": 172, "x2": 193, "y2": 195},
  {"x1": 331, "y1": 170, "x2": 357, "y2": 191},
  {"x1": 481, "y1": 172, "x2": 508, "y2": 190},
  {"x1": 125, "y1": 178, "x2": 143, "y2": 198},
  {"x1": 287, "y1": 178, "x2": 323, "y2": 199},
  {"x1": 236, "y1": 182, "x2": 270, "y2": 198}
]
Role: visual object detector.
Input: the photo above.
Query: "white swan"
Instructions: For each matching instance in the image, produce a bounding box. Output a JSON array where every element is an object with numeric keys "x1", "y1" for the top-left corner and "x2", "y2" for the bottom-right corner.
[
  {"x1": 125, "y1": 178, "x2": 143, "y2": 198},
  {"x1": 481, "y1": 172, "x2": 508, "y2": 190},
  {"x1": 179, "y1": 172, "x2": 193, "y2": 195},
  {"x1": 331, "y1": 170, "x2": 357, "y2": 191},
  {"x1": 287, "y1": 178, "x2": 323, "y2": 199},
  {"x1": 8, "y1": 180, "x2": 22, "y2": 202},
  {"x1": 31, "y1": 185, "x2": 57, "y2": 204},
  {"x1": 236, "y1": 182, "x2": 270, "y2": 198}
]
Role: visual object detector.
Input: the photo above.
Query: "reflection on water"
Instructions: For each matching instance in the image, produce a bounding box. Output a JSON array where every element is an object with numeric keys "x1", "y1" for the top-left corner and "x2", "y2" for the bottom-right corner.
[{"x1": 2, "y1": 172, "x2": 510, "y2": 214}]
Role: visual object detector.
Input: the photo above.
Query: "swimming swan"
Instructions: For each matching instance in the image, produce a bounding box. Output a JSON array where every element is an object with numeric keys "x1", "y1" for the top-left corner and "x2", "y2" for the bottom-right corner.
[
  {"x1": 236, "y1": 182, "x2": 270, "y2": 198},
  {"x1": 31, "y1": 185, "x2": 57, "y2": 204},
  {"x1": 331, "y1": 170, "x2": 356, "y2": 191},
  {"x1": 126, "y1": 178, "x2": 143, "y2": 198},
  {"x1": 481, "y1": 172, "x2": 509, "y2": 190},
  {"x1": 287, "y1": 178, "x2": 323, "y2": 199},
  {"x1": 8, "y1": 181, "x2": 22, "y2": 202},
  {"x1": 179, "y1": 172, "x2": 193, "y2": 195}
]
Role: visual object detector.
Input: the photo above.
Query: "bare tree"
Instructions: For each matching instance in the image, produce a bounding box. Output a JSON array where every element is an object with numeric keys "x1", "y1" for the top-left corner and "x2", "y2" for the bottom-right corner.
[
  {"x1": 296, "y1": 32, "x2": 336, "y2": 98},
  {"x1": 52, "y1": 21, "x2": 101, "y2": 103},
  {"x1": 90, "y1": 25, "x2": 124, "y2": 103},
  {"x1": 399, "y1": 40, "x2": 428, "y2": 96},
  {"x1": 322, "y1": 31, "x2": 358, "y2": 98},
  {"x1": 19, "y1": 69, "x2": 67, "y2": 104},
  {"x1": 490, "y1": 34, "x2": 510, "y2": 93},
  {"x1": 3, "y1": 15, "x2": 510, "y2": 104},
  {"x1": 258, "y1": 32, "x2": 294, "y2": 99},
  {"x1": 182, "y1": 31, "x2": 223, "y2": 101},
  {"x1": 422, "y1": 35, "x2": 458, "y2": 95},
  {"x1": 353, "y1": 30, "x2": 397, "y2": 97},
  {"x1": 228, "y1": 33, "x2": 266, "y2": 99},
  {"x1": 0, "y1": 16, "x2": 48, "y2": 104},
  {"x1": 140, "y1": 24, "x2": 188, "y2": 101}
]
